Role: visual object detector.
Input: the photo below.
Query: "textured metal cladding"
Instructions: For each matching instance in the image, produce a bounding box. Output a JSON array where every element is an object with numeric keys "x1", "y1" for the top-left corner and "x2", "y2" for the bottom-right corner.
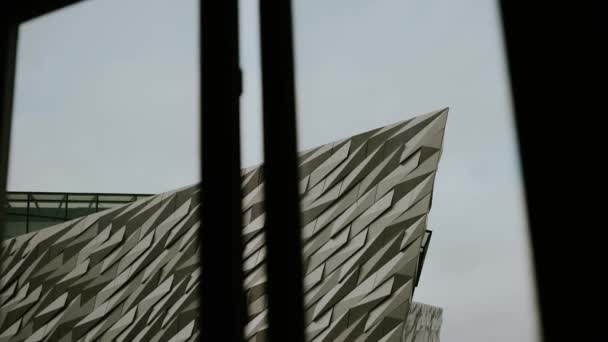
[{"x1": 0, "y1": 108, "x2": 447, "y2": 342}]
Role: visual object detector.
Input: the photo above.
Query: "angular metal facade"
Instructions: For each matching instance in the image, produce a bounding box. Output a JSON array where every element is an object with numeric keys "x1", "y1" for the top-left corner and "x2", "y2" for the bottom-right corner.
[
  {"x1": 403, "y1": 302, "x2": 443, "y2": 342},
  {"x1": 0, "y1": 108, "x2": 447, "y2": 342}
]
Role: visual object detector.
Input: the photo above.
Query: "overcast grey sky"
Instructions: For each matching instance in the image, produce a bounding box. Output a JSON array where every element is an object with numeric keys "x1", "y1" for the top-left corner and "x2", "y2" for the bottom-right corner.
[{"x1": 8, "y1": 0, "x2": 539, "y2": 340}]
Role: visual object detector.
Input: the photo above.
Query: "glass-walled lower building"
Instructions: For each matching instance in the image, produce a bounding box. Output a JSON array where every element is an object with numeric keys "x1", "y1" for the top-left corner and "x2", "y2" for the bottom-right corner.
[{"x1": 3, "y1": 191, "x2": 152, "y2": 239}]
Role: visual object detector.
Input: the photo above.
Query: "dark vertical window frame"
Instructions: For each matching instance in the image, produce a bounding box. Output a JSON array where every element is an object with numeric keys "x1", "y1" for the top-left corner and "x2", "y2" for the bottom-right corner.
[
  {"x1": 499, "y1": 2, "x2": 605, "y2": 341},
  {"x1": 497, "y1": 3, "x2": 555, "y2": 340},
  {"x1": 199, "y1": 1, "x2": 246, "y2": 341},
  {"x1": 26, "y1": 193, "x2": 31, "y2": 232},
  {"x1": 0, "y1": 19, "x2": 18, "y2": 247},
  {"x1": 63, "y1": 194, "x2": 69, "y2": 221},
  {"x1": 258, "y1": 1, "x2": 306, "y2": 342}
]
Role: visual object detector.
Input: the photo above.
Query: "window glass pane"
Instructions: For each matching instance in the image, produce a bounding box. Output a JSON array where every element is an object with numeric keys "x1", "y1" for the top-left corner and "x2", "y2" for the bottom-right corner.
[
  {"x1": 6, "y1": 201, "x2": 28, "y2": 209},
  {"x1": 239, "y1": 0, "x2": 263, "y2": 168},
  {"x1": 6, "y1": 207, "x2": 27, "y2": 215},
  {"x1": 7, "y1": 0, "x2": 200, "y2": 197},
  {"x1": 33, "y1": 201, "x2": 64, "y2": 208},
  {"x1": 29, "y1": 205, "x2": 66, "y2": 220},
  {"x1": 98, "y1": 195, "x2": 134, "y2": 202},
  {"x1": 4, "y1": 217, "x2": 27, "y2": 239},
  {"x1": 6, "y1": 193, "x2": 28, "y2": 201},
  {"x1": 66, "y1": 201, "x2": 97, "y2": 219},
  {"x1": 68, "y1": 194, "x2": 96, "y2": 201},
  {"x1": 5, "y1": 0, "x2": 200, "y2": 242},
  {"x1": 291, "y1": 1, "x2": 539, "y2": 341},
  {"x1": 1, "y1": 2, "x2": 201, "y2": 342},
  {"x1": 31, "y1": 194, "x2": 65, "y2": 201}
]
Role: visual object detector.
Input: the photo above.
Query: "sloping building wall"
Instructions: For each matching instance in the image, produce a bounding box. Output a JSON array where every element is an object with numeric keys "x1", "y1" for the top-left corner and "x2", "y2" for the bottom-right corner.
[
  {"x1": 404, "y1": 302, "x2": 443, "y2": 342},
  {"x1": 0, "y1": 108, "x2": 447, "y2": 342}
]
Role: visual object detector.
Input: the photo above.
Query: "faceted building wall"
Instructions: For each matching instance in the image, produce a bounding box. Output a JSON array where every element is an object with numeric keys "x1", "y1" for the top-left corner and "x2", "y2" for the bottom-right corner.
[
  {"x1": 404, "y1": 302, "x2": 443, "y2": 342},
  {"x1": 0, "y1": 108, "x2": 447, "y2": 342}
]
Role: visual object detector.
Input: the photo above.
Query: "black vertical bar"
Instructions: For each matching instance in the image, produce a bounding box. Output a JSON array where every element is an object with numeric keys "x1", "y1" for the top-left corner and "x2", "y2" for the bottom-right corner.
[
  {"x1": 499, "y1": 3, "x2": 604, "y2": 341},
  {"x1": 26, "y1": 194, "x2": 30, "y2": 233},
  {"x1": 199, "y1": 1, "x2": 245, "y2": 342},
  {"x1": 0, "y1": 19, "x2": 18, "y2": 244},
  {"x1": 64, "y1": 193, "x2": 69, "y2": 221},
  {"x1": 259, "y1": 1, "x2": 306, "y2": 342},
  {"x1": 498, "y1": 4, "x2": 551, "y2": 341}
]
